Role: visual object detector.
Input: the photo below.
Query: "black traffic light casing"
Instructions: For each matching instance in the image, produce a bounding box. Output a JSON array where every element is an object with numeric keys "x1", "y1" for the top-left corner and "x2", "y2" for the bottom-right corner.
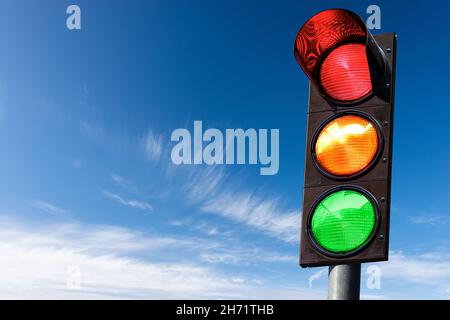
[{"x1": 295, "y1": 10, "x2": 397, "y2": 268}]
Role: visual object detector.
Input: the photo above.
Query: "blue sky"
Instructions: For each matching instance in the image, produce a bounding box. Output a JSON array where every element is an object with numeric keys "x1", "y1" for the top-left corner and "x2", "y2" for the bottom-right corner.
[{"x1": 0, "y1": 0, "x2": 449, "y2": 299}]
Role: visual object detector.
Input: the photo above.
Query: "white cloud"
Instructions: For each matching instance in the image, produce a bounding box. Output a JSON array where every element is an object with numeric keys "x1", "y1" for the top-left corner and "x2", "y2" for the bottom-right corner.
[
  {"x1": 143, "y1": 129, "x2": 162, "y2": 161},
  {"x1": 111, "y1": 174, "x2": 137, "y2": 192},
  {"x1": 103, "y1": 190, "x2": 153, "y2": 211},
  {"x1": 0, "y1": 217, "x2": 320, "y2": 299},
  {"x1": 200, "y1": 250, "x2": 297, "y2": 266},
  {"x1": 0, "y1": 244, "x2": 237, "y2": 299},
  {"x1": 168, "y1": 220, "x2": 184, "y2": 226},
  {"x1": 190, "y1": 220, "x2": 228, "y2": 237},
  {"x1": 308, "y1": 269, "x2": 327, "y2": 288},
  {"x1": 33, "y1": 200, "x2": 66, "y2": 215},
  {"x1": 201, "y1": 191, "x2": 300, "y2": 243},
  {"x1": 205, "y1": 227, "x2": 218, "y2": 235},
  {"x1": 230, "y1": 277, "x2": 246, "y2": 284},
  {"x1": 200, "y1": 253, "x2": 241, "y2": 264},
  {"x1": 0, "y1": 221, "x2": 180, "y2": 256},
  {"x1": 410, "y1": 214, "x2": 447, "y2": 226},
  {"x1": 374, "y1": 251, "x2": 450, "y2": 285}
]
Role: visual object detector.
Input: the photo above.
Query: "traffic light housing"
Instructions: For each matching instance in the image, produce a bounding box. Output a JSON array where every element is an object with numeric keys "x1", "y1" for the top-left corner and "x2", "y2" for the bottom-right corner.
[{"x1": 295, "y1": 9, "x2": 396, "y2": 267}]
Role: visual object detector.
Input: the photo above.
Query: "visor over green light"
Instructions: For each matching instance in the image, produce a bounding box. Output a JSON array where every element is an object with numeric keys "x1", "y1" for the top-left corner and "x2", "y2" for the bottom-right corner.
[{"x1": 310, "y1": 189, "x2": 376, "y2": 254}]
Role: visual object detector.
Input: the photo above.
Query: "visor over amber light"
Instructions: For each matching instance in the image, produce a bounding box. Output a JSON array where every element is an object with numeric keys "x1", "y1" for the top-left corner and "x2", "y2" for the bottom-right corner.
[
  {"x1": 313, "y1": 113, "x2": 381, "y2": 178},
  {"x1": 294, "y1": 9, "x2": 386, "y2": 104}
]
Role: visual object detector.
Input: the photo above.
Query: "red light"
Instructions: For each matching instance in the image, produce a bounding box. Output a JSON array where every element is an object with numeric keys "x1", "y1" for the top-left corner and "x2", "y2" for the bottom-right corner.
[
  {"x1": 319, "y1": 43, "x2": 372, "y2": 101},
  {"x1": 294, "y1": 9, "x2": 376, "y2": 103}
]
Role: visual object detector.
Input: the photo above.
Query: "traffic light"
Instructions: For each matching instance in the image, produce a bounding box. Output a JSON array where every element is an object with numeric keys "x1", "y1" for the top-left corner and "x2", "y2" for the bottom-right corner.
[{"x1": 294, "y1": 9, "x2": 396, "y2": 267}]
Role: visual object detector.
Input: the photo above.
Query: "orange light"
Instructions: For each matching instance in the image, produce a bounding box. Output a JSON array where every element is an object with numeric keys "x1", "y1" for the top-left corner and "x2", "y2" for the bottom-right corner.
[{"x1": 314, "y1": 114, "x2": 379, "y2": 177}]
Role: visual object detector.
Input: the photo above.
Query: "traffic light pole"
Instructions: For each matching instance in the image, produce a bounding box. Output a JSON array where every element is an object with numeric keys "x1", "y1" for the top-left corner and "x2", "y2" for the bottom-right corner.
[{"x1": 327, "y1": 264, "x2": 361, "y2": 300}]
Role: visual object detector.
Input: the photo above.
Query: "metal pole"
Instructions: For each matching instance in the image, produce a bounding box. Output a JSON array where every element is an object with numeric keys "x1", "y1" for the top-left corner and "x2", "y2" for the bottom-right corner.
[{"x1": 327, "y1": 263, "x2": 361, "y2": 300}]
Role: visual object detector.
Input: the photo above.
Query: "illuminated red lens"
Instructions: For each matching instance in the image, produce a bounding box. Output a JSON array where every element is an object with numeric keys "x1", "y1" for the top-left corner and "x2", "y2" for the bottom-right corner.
[{"x1": 319, "y1": 43, "x2": 372, "y2": 102}]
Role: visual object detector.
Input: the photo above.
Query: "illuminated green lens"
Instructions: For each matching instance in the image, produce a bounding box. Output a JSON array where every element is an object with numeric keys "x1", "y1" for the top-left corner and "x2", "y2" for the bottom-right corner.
[{"x1": 310, "y1": 189, "x2": 376, "y2": 254}]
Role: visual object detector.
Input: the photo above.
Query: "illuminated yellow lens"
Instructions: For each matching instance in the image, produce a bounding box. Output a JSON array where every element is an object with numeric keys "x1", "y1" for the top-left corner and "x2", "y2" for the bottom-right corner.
[{"x1": 315, "y1": 114, "x2": 379, "y2": 176}]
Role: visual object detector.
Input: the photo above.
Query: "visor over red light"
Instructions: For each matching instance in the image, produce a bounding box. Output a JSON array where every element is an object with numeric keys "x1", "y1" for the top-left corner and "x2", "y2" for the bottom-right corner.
[{"x1": 294, "y1": 9, "x2": 374, "y2": 103}]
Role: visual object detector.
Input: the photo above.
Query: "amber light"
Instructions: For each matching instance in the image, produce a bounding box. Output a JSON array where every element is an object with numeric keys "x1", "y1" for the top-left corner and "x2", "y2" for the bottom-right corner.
[{"x1": 314, "y1": 114, "x2": 380, "y2": 177}]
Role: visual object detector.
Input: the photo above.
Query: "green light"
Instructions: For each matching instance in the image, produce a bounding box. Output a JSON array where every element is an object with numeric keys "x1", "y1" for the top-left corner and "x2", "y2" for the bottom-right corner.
[{"x1": 310, "y1": 189, "x2": 376, "y2": 254}]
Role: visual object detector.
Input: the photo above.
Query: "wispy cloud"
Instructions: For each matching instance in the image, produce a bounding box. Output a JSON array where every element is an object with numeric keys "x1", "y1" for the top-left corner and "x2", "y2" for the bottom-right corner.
[
  {"x1": 102, "y1": 190, "x2": 153, "y2": 211},
  {"x1": 410, "y1": 214, "x2": 447, "y2": 226},
  {"x1": 201, "y1": 191, "x2": 300, "y2": 243},
  {"x1": 178, "y1": 166, "x2": 300, "y2": 243},
  {"x1": 142, "y1": 129, "x2": 163, "y2": 161},
  {"x1": 308, "y1": 269, "x2": 327, "y2": 288},
  {"x1": 110, "y1": 174, "x2": 137, "y2": 192},
  {"x1": 33, "y1": 200, "x2": 66, "y2": 215},
  {"x1": 184, "y1": 166, "x2": 226, "y2": 203},
  {"x1": 169, "y1": 220, "x2": 185, "y2": 227},
  {"x1": 170, "y1": 217, "x2": 234, "y2": 238}
]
